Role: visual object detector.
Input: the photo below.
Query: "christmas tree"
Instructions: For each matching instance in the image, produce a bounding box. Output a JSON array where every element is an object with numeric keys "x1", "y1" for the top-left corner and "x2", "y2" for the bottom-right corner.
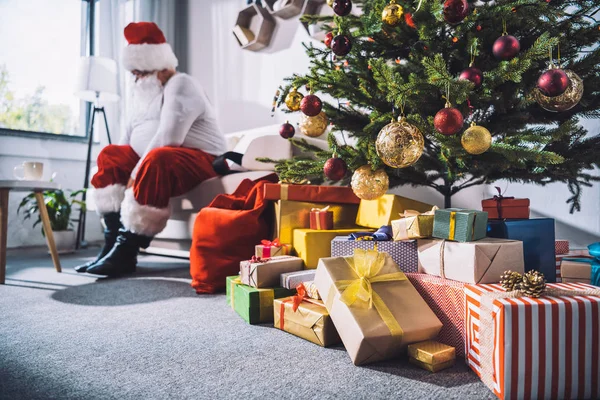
[{"x1": 271, "y1": 0, "x2": 600, "y2": 211}]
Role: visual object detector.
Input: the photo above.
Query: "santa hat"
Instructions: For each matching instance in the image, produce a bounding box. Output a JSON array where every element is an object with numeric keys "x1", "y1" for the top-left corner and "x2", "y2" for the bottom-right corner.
[{"x1": 121, "y1": 22, "x2": 178, "y2": 72}]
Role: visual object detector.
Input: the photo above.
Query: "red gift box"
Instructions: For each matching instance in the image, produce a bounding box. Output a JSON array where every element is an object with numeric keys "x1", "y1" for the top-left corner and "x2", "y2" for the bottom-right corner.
[
  {"x1": 465, "y1": 282, "x2": 600, "y2": 400},
  {"x1": 482, "y1": 187, "x2": 530, "y2": 220},
  {"x1": 264, "y1": 183, "x2": 360, "y2": 204},
  {"x1": 309, "y1": 206, "x2": 334, "y2": 230},
  {"x1": 555, "y1": 239, "x2": 570, "y2": 255},
  {"x1": 406, "y1": 273, "x2": 466, "y2": 357}
]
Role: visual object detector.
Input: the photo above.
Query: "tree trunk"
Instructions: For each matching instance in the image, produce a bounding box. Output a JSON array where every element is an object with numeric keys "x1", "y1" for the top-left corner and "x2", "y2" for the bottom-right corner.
[{"x1": 444, "y1": 192, "x2": 452, "y2": 208}]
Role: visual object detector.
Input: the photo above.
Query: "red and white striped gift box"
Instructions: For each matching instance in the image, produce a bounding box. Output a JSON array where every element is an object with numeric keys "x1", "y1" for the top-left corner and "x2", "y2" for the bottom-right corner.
[
  {"x1": 556, "y1": 249, "x2": 590, "y2": 283},
  {"x1": 555, "y1": 240, "x2": 570, "y2": 255},
  {"x1": 406, "y1": 273, "x2": 466, "y2": 357},
  {"x1": 465, "y1": 282, "x2": 600, "y2": 400}
]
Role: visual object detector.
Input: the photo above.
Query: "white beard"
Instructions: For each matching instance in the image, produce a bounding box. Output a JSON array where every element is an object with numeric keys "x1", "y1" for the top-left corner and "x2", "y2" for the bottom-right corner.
[{"x1": 127, "y1": 73, "x2": 164, "y2": 125}]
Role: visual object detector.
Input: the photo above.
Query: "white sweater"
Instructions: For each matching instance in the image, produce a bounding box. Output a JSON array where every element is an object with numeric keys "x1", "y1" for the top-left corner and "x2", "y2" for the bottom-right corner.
[{"x1": 120, "y1": 73, "x2": 226, "y2": 178}]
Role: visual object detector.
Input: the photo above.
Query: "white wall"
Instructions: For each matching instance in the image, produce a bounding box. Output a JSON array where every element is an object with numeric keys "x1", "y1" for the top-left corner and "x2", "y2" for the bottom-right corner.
[{"x1": 187, "y1": 0, "x2": 600, "y2": 248}]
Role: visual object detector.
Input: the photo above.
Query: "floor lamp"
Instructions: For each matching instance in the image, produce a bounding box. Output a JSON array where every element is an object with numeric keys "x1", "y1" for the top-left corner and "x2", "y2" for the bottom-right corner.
[{"x1": 74, "y1": 56, "x2": 120, "y2": 249}]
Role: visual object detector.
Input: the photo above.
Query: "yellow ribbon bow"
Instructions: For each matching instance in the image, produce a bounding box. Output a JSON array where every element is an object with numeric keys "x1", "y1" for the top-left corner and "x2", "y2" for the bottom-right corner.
[
  {"x1": 335, "y1": 249, "x2": 407, "y2": 337},
  {"x1": 399, "y1": 206, "x2": 438, "y2": 219}
]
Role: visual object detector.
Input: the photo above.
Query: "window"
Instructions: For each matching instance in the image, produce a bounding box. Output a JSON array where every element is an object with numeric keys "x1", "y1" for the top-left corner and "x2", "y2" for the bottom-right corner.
[{"x1": 0, "y1": 0, "x2": 91, "y2": 138}]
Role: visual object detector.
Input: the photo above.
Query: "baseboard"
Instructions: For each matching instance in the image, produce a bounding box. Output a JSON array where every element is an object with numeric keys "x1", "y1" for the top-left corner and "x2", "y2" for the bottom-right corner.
[{"x1": 141, "y1": 246, "x2": 190, "y2": 259}]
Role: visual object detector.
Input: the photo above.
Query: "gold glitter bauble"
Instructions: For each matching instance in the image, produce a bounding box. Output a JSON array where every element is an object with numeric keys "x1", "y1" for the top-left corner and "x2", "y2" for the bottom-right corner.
[
  {"x1": 533, "y1": 70, "x2": 583, "y2": 112},
  {"x1": 299, "y1": 111, "x2": 328, "y2": 137},
  {"x1": 382, "y1": 0, "x2": 404, "y2": 26},
  {"x1": 285, "y1": 87, "x2": 304, "y2": 111},
  {"x1": 351, "y1": 166, "x2": 389, "y2": 200},
  {"x1": 327, "y1": 0, "x2": 334, "y2": 6},
  {"x1": 461, "y1": 122, "x2": 492, "y2": 155},
  {"x1": 376, "y1": 116, "x2": 424, "y2": 168}
]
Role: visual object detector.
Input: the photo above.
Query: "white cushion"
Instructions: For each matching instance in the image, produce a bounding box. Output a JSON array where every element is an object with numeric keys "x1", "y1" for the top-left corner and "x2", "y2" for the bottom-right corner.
[{"x1": 226, "y1": 125, "x2": 293, "y2": 171}]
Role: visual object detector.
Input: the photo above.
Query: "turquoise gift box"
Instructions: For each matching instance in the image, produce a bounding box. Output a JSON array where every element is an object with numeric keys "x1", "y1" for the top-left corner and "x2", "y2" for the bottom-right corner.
[{"x1": 432, "y1": 208, "x2": 488, "y2": 242}]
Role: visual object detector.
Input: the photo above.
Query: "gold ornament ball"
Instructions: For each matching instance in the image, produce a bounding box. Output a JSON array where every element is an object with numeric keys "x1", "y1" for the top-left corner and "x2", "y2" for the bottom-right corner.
[
  {"x1": 285, "y1": 87, "x2": 304, "y2": 111},
  {"x1": 533, "y1": 70, "x2": 583, "y2": 112},
  {"x1": 461, "y1": 123, "x2": 492, "y2": 155},
  {"x1": 376, "y1": 117, "x2": 424, "y2": 168},
  {"x1": 327, "y1": 0, "x2": 334, "y2": 6},
  {"x1": 382, "y1": 1, "x2": 404, "y2": 26},
  {"x1": 351, "y1": 166, "x2": 389, "y2": 200},
  {"x1": 299, "y1": 111, "x2": 328, "y2": 137}
]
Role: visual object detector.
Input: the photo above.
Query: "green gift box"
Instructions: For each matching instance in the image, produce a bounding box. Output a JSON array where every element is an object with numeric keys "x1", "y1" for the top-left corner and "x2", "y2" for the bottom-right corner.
[
  {"x1": 432, "y1": 208, "x2": 488, "y2": 242},
  {"x1": 226, "y1": 276, "x2": 295, "y2": 324}
]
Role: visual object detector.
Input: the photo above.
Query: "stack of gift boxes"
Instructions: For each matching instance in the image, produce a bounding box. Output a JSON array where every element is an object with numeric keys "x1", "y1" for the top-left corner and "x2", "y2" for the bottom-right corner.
[{"x1": 225, "y1": 183, "x2": 600, "y2": 399}]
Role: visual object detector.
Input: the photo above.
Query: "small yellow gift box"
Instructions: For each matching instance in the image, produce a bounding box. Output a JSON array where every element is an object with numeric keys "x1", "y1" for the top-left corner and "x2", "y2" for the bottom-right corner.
[
  {"x1": 391, "y1": 206, "x2": 438, "y2": 241},
  {"x1": 408, "y1": 340, "x2": 456, "y2": 372},
  {"x1": 356, "y1": 194, "x2": 434, "y2": 229}
]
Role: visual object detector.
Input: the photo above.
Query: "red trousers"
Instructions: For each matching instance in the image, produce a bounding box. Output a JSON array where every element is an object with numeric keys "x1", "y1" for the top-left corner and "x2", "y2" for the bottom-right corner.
[{"x1": 92, "y1": 145, "x2": 217, "y2": 209}]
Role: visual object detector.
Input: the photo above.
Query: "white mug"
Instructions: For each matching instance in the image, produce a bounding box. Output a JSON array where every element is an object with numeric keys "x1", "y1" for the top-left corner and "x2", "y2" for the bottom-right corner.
[{"x1": 13, "y1": 162, "x2": 44, "y2": 181}]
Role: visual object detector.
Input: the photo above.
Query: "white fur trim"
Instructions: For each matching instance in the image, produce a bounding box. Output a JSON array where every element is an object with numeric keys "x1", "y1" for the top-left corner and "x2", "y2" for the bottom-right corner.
[
  {"x1": 120, "y1": 189, "x2": 171, "y2": 237},
  {"x1": 122, "y1": 43, "x2": 178, "y2": 71},
  {"x1": 92, "y1": 184, "x2": 126, "y2": 214}
]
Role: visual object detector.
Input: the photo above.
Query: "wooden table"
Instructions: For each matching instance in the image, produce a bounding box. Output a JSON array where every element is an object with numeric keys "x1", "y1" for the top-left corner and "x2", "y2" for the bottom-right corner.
[{"x1": 0, "y1": 180, "x2": 62, "y2": 284}]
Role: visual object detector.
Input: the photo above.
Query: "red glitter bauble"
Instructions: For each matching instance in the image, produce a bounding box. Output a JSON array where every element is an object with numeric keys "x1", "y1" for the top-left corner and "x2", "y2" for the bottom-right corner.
[
  {"x1": 459, "y1": 66, "x2": 484, "y2": 89},
  {"x1": 332, "y1": 0, "x2": 352, "y2": 16},
  {"x1": 443, "y1": 0, "x2": 469, "y2": 24},
  {"x1": 434, "y1": 107, "x2": 464, "y2": 135},
  {"x1": 537, "y1": 68, "x2": 570, "y2": 97},
  {"x1": 493, "y1": 35, "x2": 520, "y2": 61},
  {"x1": 300, "y1": 94, "x2": 323, "y2": 117},
  {"x1": 331, "y1": 35, "x2": 352, "y2": 56},
  {"x1": 279, "y1": 122, "x2": 295, "y2": 139},
  {"x1": 324, "y1": 32, "x2": 333, "y2": 48},
  {"x1": 323, "y1": 157, "x2": 348, "y2": 181}
]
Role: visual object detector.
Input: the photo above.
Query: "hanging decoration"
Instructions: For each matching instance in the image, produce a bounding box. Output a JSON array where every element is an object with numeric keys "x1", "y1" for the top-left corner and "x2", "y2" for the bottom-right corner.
[
  {"x1": 279, "y1": 121, "x2": 296, "y2": 139},
  {"x1": 375, "y1": 105, "x2": 424, "y2": 168},
  {"x1": 493, "y1": 21, "x2": 520, "y2": 61},
  {"x1": 443, "y1": 0, "x2": 469, "y2": 24},
  {"x1": 299, "y1": 111, "x2": 328, "y2": 137},
  {"x1": 534, "y1": 69, "x2": 583, "y2": 112},
  {"x1": 351, "y1": 165, "x2": 389, "y2": 200},
  {"x1": 300, "y1": 94, "x2": 323, "y2": 117},
  {"x1": 461, "y1": 122, "x2": 492, "y2": 154},
  {"x1": 537, "y1": 48, "x2": 570, "y2": 97},
  {"x1": 324, "y1": 32, "x2": 334, "y2": 48},
  {"x1": 332, "y1": 0, "x2": 352, "y2": 16},
  {"x1": 382, "y1": 0, "x2": 404, "y2": 27},
  {"x1": 285, "y1": 87, "x2": 304, "y2": 111},
  {"x1": 331, "y1": 34, "x2": 352, "y2": 56},
  {"x1": 323, "y1": 157, "x2": 348, "y2": 181},
  {"x1": 459, "y1": 43, "x2": 483, "y2": 89},
  {"x1": 434, "y1": 85, "x2": 464, "y2": 135}
]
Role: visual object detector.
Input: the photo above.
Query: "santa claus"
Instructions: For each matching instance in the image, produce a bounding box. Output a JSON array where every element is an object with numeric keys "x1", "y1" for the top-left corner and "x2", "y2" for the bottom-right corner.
[{"x1": 76, "y1": 22, "x2": 226, "y2": 276}]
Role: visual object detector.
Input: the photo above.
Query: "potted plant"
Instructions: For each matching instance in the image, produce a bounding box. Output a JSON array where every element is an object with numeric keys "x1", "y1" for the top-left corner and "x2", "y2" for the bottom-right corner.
[{"x1": 18, "y1": 189, "x2": 86, "y2": 253}]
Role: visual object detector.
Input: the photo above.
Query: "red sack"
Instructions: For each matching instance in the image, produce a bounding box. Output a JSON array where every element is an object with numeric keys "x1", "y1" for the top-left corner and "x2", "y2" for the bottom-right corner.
[{"x1": 190, "y1": 174, "x2": 278, "y2": 293}]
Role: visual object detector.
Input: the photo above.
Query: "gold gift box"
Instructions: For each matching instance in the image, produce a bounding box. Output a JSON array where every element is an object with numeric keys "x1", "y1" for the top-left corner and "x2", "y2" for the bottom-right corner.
[
  {"x1": 274, "y1": 297, "x2": 340, "y2": 347},
  {"x1": 274, "y1": 200, "x2": 359, "y2": 245},
  {"x1": 293, "y1": 228, "x2": 369, "y2": 269},
  {"x1": 356, "y1": 194, "x2": 434, "y2": 229},
  {"x1": 408, "y1": 340, "x2": 456, "y2": 372}
]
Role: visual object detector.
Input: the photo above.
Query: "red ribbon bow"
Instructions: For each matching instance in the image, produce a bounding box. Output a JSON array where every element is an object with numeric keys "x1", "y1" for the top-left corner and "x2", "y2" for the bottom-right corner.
[
  {"x1": 250, "y1": 255, "x2": 270, "y2": 263},
  {"x1": 279, "y1": 283, "x2": 323, "y2": 330},
  {"x1": 492, "y1": 187, "x2": 514, "y2": 219},
  {"x1": 261, "y1": 238, "x2": 282, "y2": 247}
]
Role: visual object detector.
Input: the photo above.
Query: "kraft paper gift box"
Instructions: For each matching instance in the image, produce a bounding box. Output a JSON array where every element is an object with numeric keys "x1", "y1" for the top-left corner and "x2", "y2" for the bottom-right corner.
[
  {"x1": 240, "y1": 255, "x2": 304, "y2": 288},
  {"x1": 273, "y1": 286, "x2": 340, "y2": 347},
  {"x1": 560, "y1": 258, "x2": 599, "y2": 285},
  {"x1": 408, "y1": 340, "x2": 456, "y2": 372},
  {"x1": 331, "y1": 236, "x2": 419, "y2": 273},
  {"x1": 406, "y1": 273, "x2": 466, "y2": 357},
  {"x1": 556, "y1": 249, "x2": 590, "y2": 283},
  {"x1": 309, "y1": 206, "x2": 334, "y2": 230},
  {"x1": 275, "y1": 201, "x2": 360, "y2": 245},
  {"x1": 432, "y1": 208, "x2": 488, "y2": 242},
  {"x1": 314, "y1": 249, "x2": 442, "y2": 365},
  {"x1": 293, "y1": 228, "x2": 369, "y2": 269},
  {"x1": 481, "y1": 189, "x2": 530, "y2": 220},
  {"x1": 355, "y1": 194, "x2": 434, "y2": 229},
  {"x1": 226, "y1": 276, "x2": 295, "y2": 324},
  {"x1": 391, "y1": 207, "x2": 437, "y2": 241},
  {"x1": 465, "y1": 282, "x2": 600, "y2": 400},
  {"x1": 255, "y1": 239, "x2": 292, "y2": 258},
  {"x1": 417, "y1": 238, "x2": 524, "y2": 284},
  {"x1": 487, "y1": 218, "x2": 556, "y2": 282},
  {"x1": 280, "y1": 270, "x2": 316, "y2": 289}
]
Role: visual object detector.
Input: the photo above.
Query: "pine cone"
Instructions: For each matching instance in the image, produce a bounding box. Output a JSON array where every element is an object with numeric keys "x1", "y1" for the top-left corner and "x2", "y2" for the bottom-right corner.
[
  {"x1": 519, "y1": 271, "x2": 546, "y2": 298},
  {"x1": 500, "y1": 270, "x2": 523, "y2": 292}
]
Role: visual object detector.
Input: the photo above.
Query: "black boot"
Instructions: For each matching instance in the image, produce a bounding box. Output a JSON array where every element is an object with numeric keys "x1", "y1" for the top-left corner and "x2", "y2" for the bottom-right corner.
[
  {"x1": 85, "y1": 229, "x2": 152, "y2": 277},
  {"x1": 74, "y1": 212, "x2": 123, "y2": 273}
]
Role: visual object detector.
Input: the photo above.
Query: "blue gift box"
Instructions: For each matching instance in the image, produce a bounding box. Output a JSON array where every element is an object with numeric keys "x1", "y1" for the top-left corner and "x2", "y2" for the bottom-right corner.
[{"x1": 487, "y1": 218, "x2": 556, "y2": 282}]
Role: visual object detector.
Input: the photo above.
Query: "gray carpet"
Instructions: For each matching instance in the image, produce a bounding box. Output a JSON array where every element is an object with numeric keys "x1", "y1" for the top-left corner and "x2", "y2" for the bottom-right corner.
[{"x1": 1, "y1": 247, "x2": 494, "y2": 400}]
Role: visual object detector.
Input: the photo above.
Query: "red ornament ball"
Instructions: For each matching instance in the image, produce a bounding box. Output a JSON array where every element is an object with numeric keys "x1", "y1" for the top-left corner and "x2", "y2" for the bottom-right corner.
[
  {"x1": 324, "y1": 157, "x2": 348, "y2": 181},
  {"x1": 324, "y1": 32, "x2": 333, "y2": 48},
  {"x1": 332, "y1": 0, "x2": 352, "y2": 16},
  {"x1": 434, "y1": 107, "x2": 464, "y2": 135},
  {"x1": 443, "y1": 0, "x2": 469, "y2": 24},
  {"x1": 537, "y1": 68, "x2": 570, "y2": 97},
  {"x1": 331, "y1": 35, "x2": 352, "y2": 57},
  {"x1": 279, "y1": 122, "x2": 295, "y2": 139},
  {"x1": 459, "y1": 66, "x2": 484, "y2": 89},
  {"x1": 493, "y1": 35, "x2": 520, "y2": 61},
  {"x1": 300, "y1": 94, "x2": 323, "y2": 117}
]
